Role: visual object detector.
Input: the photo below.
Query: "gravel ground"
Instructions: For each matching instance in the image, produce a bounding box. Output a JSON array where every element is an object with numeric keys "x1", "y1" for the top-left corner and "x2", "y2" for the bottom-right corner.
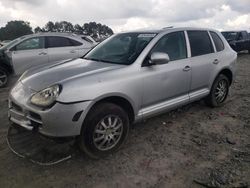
[{"x1": 0, "y1": 53, "x2": 250, "y2": 188}]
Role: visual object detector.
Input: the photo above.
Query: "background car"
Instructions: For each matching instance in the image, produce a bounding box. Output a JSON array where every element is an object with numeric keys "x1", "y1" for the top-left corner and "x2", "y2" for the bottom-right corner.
[
  {"x1": 80, "y1": 35, "x2": 98, "y2": 46},
  {"x1": 0, "y1": 40, "x2": 11, "y2": 47},
  {"x1": 0, "y1": 32, "x2": 96, "y2": 88},
  {"x1": 221, "y1": 30, "x2": 250, "y2": 53}
]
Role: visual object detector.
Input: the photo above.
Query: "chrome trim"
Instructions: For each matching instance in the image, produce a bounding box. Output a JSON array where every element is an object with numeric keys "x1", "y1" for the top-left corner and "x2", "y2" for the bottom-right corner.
[
  {"x1": 10, "y1": 109, "x2": 24, "y2": 117},
  {"x1": 26, "y1": 115, "x2": 42, "y2": 124},
  {"x1": 9, "y1": 117, "x2": 33, "y2": 131},
  {"x1": 138, "y1": 94, "x2": 189, "y2": 117}
]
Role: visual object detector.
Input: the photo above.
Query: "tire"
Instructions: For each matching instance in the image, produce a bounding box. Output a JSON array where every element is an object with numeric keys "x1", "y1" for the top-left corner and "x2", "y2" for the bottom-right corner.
[
  {"x1": 205, "y1": 74, "x2": 230, "y2": 107},
  {"x1": 0, "y1": 66, "x2": 8, "y2": 88},
  {"x1": 78, "y1": 102, "x2": 130, "y2": 159},
  {"x1": 248, "y1": 49, "x2": 250, "y2": 54}
]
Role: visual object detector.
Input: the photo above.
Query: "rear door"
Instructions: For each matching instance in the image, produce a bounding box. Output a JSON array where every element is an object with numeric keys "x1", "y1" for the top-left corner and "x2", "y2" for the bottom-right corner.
[
  {"x1": 46, "y1": 36, "x2": 82, "y2": 63},
  {"x1": 187, "y1": 30, "x2": 217, "y2": 102},
  {"x1": 11, "y1": 37, "x2": 48, "y2": 75}
]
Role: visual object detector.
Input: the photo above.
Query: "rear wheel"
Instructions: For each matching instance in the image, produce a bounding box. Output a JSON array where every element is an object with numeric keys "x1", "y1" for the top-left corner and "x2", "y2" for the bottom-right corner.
[
  {"x1": 0, "y1": 67, "x2": 8, "y2": 88},
  {"x1": 78, "y1": 102, "x2": 129, "y2": 159},
  {"x1": 205, "y1": 74, "x2": 229, "y2": 107}
]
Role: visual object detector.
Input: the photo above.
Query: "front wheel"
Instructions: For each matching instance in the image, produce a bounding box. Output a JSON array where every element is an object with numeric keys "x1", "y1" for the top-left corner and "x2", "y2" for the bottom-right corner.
[
  {"x1": 78, "y1": 103, "x2": 130, "y2": 159},
  {"x1": 0, "y1": 67, "x2": 8, "y2": 88},
  {"x1": 205, "y1": 74, "x2": 230, "y2": 107}
]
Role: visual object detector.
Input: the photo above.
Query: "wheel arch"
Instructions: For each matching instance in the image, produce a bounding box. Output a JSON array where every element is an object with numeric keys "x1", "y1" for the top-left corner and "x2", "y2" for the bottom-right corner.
[
  {"x1": 216, "y1": 68, "x2": 233, "y2": 86},
  {"x1": 85, "y1": 95, "x2": 136, "y2": 125},
  {"x1": 0, "y1": 62, "x2": 13, "y2": 75}
]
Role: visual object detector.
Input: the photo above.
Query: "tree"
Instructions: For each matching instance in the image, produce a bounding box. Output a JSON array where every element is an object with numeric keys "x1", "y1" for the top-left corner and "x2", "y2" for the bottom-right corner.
[
  {"x1": 82, "y1": 22, "x2": 113, "y2": 40},
  {"x1": 44, "y1": 21, "x2": 55, "y2": 32},
  {"x1": 0, "y1": 20, "x2": 33, "y2": 40},
  {"x1": 74, "y1": 24, "x2": 84, "y2": 34},
  {"x1": 0, "y1": 20, "x2": 113, "y2": 41},
  {"x1": 34, "y1": 26, "x2": 44, "y2": 33}
]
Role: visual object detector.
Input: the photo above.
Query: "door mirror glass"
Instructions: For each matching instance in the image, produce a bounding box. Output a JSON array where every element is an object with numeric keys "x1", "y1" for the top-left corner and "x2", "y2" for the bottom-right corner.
[{"x1": 149, "y1": 52, "x2": 170, "y2": 65}]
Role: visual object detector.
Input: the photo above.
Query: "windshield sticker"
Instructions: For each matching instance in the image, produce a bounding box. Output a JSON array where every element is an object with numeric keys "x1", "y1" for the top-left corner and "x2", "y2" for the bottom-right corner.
[{"x1": 138, "y1": 34, "x2": 157, "y2": 38}]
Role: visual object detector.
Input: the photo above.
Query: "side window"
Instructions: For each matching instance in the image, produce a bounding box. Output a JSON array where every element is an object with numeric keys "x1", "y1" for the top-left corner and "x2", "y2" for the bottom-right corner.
[
  {"x1": 69, "y1": 39, "x2": 82, "y2": 46},
  {"x1": 242, "y1": 32, "x2": 248, "y2": 40},
  {"x1": 187, "y1": 31, "x2": 214, "y2": 57},
  {"x1": 15, "y1": 37, "x2": 44, "y2": 51},
  {"x1": 238, "y1": 33, "x2": 243, "y2": 40},
  {"x1": 210, "y1": 31, "x2": 224, "y2": 52},
  {"x1": 47, "y1": 36, "x2": 73, "y2": 48},
  {"x1": 151, "y1": 31, "x2": 187, "y2": 61}
]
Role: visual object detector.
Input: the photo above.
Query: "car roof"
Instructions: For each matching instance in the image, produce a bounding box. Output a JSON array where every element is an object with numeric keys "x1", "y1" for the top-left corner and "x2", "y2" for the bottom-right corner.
[
  {"x1": 221, "y1": 30, "x2": 246, "y2": 33},
  {"x1": 22, "y1": 32, "x2": 81, "y2": 38},
  {"x1": 120, "y1": 27, "x2": 219, "y2": 34}
]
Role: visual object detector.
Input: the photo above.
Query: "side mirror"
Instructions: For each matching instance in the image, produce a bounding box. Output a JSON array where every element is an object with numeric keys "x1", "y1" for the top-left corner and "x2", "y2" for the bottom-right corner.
[{"x1": 149, "y1": 52, "x2": 170, "y2": 65}]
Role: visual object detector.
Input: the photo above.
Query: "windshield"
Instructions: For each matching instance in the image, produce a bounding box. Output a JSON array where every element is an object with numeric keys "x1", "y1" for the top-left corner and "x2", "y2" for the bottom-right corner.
[
  {"x1": 84, "y1": 32, "x2": 157, "y2": 65},
  {"x1": 0, "y1": 36, "x2": 25, "y2": 50},
  {"x1": 221, "y1": 32, "x2": 237, "y2": 40}
]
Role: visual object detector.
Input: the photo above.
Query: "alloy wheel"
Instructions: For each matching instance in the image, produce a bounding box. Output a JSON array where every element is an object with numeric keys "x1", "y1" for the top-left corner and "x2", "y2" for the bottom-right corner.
[
  {"x1": 215, "y1": 79, "x2": 228, "y2": 103},
  {"x1": 93, "y1": 115, "x2": 123, "y2": 151}
]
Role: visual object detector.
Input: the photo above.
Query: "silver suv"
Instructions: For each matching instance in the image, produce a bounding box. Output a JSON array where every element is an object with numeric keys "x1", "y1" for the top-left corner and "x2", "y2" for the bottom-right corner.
[
  {"x1": 0, "y1": 33, "x2": 96, "y2": 87},
  {"x1": 9, "y1": 27, "x2": 237, "y2": 158}
]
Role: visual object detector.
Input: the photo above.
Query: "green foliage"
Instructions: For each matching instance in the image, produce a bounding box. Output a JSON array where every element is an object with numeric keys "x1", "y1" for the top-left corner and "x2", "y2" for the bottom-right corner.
[
  {"x1": 0, "y1": 20, "x2": 33, "y2": 40},
  {"x1": 0, "y1": 20, "x2": 114, "y2": 41},
  {"x1": 39, "y1": 21, "x2": 114, "y2": 40}
]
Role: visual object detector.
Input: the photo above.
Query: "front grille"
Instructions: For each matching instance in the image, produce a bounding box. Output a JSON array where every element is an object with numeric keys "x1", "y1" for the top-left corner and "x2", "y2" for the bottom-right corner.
[
  {"x1": 29, "y1": 111, "x2": 42, "y2": 121},
  {"x1": 11, "y1": 102, "x2": 22, "y2": 112},
  {"x1": 9, "y1": 100, "x2": 43, "y2": 130}
]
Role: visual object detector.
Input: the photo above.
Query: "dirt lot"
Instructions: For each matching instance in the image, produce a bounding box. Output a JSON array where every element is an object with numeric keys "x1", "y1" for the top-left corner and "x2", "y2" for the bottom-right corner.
[{"x1": 0, "y1": 54, "x2": 250, "y2": 188}]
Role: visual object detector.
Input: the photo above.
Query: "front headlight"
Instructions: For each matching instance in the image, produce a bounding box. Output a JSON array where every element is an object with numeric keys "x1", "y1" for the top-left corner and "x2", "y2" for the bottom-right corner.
[{"x1": 30, "y1": 85, "x2": 62, "y2": 108}]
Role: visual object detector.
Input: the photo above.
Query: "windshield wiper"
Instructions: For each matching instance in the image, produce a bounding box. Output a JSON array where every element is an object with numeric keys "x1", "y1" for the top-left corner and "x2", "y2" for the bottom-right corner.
[
  {"x1": 83, "y1": 57, "x2": 119, "y2": 64},
  {"x1": 83, "y1": 57, "x2": 101, "y2": 61}
]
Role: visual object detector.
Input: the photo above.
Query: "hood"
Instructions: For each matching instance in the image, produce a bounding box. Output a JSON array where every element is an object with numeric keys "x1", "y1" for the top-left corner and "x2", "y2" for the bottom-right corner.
[{"x1": 20, "y1": 58, "x2": 125, "y2": 91}]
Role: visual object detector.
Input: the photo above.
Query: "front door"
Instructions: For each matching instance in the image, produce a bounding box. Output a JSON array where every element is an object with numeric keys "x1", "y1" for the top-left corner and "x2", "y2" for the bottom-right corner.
[
  {"x1": 140, "y1": 31, "x2": 191, "y2": 118},
  {"x1": 11, "y1": 37, "x2": 48, "y2": 75}
]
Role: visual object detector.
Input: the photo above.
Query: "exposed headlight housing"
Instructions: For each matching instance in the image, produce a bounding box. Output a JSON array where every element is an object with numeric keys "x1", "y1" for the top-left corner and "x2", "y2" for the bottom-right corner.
[
  {"x1": 18, "y1": 70, "x2": 28, "y2": 82},
  {"x1": 30, "y1": 85, "x2": 62, "y2": 108}
]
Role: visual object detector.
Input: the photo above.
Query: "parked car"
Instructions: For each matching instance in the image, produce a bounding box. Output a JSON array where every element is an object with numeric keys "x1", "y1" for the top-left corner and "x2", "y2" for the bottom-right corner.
[
  {"x1": 221, "y1": 30, "x2": 250, "y2": 53},
  {"x1": 0, "y1": 40, "x2": 11, "y2": 47},
  {"x1": 9, "y1": 27, "x2": 237, "y2": 158},
  {"x1": 0, "y1": 33, "x2": 96, "y2": 88},
  {"x1": 80, "y1": 35, "x2": 98, "y2": 46}
]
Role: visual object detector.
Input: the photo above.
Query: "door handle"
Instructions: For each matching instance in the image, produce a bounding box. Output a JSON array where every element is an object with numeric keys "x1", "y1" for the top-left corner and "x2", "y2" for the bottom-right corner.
[
  {"x1": 38, "y1": 52, "x2": 47, "y2": 55},
  {"x1": 213, "y1": 59, "x2": 219, "y2": 64},
  {"x1": 183, "y1": 66, "x2": 191, "y2": 71}
]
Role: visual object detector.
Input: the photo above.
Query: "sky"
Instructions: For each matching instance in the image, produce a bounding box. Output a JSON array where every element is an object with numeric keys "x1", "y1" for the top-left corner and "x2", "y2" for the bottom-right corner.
[{"x1": 0, "y1": 0, "x2": 250, "y2": 32}]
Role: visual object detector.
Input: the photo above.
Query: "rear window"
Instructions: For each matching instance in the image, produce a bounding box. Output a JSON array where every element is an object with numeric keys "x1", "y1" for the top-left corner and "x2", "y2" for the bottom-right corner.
[
  {"x1": 47, "y1": 36, "x2": 82, "y2": 48},
  {"x1": 210, "y1": 31, "x2": 224, "y2": 52},
  {"x1": 69, "y1": 39, "x2": 82, "y2": 46},
  {"x1": 82, "y1": 36, "x2": 94, "y2": 43},
  {"x1": 187, "y1": 31, "x2": 214, "y2": 57}
]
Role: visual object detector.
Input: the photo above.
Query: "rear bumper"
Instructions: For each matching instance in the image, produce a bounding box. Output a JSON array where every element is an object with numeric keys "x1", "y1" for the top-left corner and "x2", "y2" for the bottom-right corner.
[{"x1": 8, "y1": 98, "x2": 92, "y2": 137}]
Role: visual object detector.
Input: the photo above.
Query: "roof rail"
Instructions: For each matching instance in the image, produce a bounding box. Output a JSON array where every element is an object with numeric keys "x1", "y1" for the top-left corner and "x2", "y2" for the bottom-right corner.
[{"x1": 162, "y1": 26, "x2": 174, "y2": 29}]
